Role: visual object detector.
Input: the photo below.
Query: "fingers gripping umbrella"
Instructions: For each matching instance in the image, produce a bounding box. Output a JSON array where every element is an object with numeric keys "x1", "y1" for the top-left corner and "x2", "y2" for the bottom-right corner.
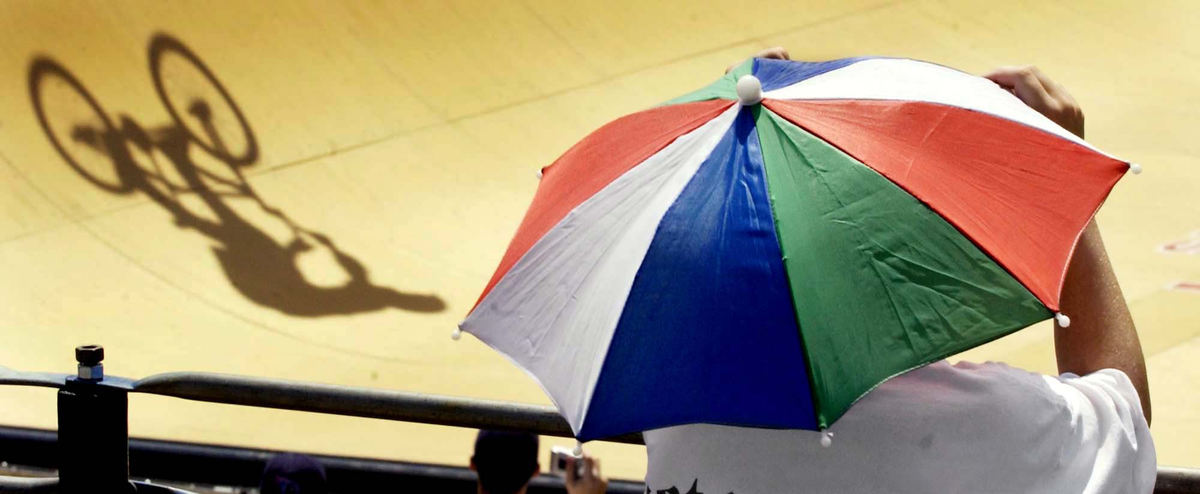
[{"x1": 459, "y1": 57, "x2": 1137, "y2": 442}]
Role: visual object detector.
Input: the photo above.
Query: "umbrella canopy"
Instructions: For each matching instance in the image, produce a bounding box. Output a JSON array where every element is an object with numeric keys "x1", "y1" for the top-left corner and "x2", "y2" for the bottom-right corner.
[{"x1": 460, "y1": 57, "x2": 1135, "y2": 442}]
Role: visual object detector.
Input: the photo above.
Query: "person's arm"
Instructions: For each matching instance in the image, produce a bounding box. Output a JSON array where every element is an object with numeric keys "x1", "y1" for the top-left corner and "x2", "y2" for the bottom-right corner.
[
  {"x1": 1057, "y1": 221, "x2": 1151, "y2": 423},
  {"x1": 985, "y1": 66, "x2": 1151, "y2": 424}
]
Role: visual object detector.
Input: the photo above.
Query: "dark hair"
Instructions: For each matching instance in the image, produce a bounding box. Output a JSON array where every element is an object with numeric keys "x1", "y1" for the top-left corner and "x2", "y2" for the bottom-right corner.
[
  {"x1": 473, "y1": 430, "x2": 539, "y2": 494},
  {"x1": 259, "y1": 453, "x2": 327, "y2": 494}
]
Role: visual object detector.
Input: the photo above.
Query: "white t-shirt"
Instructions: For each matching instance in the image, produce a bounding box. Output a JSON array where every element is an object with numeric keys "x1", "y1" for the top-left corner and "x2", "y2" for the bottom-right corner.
[{"x1": 644, "y1": 361, "x2": 1155, "y2": 494}]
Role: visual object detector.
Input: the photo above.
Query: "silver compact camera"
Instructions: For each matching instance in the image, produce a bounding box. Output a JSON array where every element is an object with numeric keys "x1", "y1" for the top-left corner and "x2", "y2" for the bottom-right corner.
[{"x1": 548, "y1": 446, "x2": 585, "y2": 477}]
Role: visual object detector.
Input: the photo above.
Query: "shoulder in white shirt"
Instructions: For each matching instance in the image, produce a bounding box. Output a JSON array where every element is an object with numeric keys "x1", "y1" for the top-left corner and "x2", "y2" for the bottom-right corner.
[{"x1": 643, "y1": 360, "x2": 1155, "y2": 494}]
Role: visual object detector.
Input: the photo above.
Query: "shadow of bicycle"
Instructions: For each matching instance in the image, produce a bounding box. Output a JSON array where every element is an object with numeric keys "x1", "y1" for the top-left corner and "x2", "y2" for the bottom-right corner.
[{"x1": 28, "y1": 33, "x2": 445, "y2": 317}]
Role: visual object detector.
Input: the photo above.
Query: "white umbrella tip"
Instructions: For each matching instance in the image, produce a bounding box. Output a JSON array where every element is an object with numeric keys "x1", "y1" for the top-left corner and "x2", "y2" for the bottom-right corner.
[
  {"x1": 1054, "y1": 312, "x2": 1071, "y2": 328},
  {"x1": 452, "y1": 323, "x2": 464, "y2": 341},
  {"x1": 736, "y1": 75, "x2": 763, "y2": 106},
  {"x1": 1128, "y1": 163, "x2": 1143, "y2": 175},
  {"x1": 819, "y1": 431, "x2": 834, "y2": 448}
]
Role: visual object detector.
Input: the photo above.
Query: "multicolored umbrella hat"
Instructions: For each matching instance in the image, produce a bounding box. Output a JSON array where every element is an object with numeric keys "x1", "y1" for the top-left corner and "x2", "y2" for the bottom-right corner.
[{"x1": 458, "y1": 57, "x2": 1139, "y2": 442}]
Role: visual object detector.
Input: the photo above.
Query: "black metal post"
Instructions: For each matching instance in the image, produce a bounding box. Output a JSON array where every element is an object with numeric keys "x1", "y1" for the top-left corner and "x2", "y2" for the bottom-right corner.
[{"x1": 57, "y1": 345, "x2": 132, "y2": 493}]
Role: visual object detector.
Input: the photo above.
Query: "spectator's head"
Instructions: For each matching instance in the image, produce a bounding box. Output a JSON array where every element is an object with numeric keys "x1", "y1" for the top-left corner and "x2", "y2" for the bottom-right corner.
[
  {"x1": 259, "y1": 453, "x2": 328, "y2": 494},
  {"x1": 470, "y1": 430, "x2": 540, "y2": 494}
]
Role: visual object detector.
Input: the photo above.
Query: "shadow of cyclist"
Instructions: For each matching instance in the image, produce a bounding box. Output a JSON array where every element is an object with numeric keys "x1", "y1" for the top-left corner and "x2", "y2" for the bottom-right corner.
[{"x1": 29, "y1": 33, "x2": 445, "y2": 316}]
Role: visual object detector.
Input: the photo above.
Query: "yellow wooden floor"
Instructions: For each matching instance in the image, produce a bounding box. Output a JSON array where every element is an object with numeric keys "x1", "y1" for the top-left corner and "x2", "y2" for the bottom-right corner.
[{"x1": 1, "y1": 0, "x2": 1196, "y2": 480}]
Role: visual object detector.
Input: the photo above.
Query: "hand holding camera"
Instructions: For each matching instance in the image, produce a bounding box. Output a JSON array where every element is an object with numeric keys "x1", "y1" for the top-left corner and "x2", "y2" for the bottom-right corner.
[{"x1": 549, "y1": 446, "x2": 607, "y2": 494}]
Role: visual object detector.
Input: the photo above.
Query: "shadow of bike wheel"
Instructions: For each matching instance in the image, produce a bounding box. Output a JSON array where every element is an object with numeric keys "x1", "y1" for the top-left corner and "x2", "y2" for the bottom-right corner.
[{"x1": 148, "y1": 33, "x2": 259, "y2": 168}]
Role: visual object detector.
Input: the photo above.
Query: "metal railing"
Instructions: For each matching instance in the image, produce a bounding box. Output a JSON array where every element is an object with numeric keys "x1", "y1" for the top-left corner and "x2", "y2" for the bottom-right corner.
[
  {"x1": 1, "y1": 345, "x2": 1198, "y2": 493},
  {"x1": 0, "y1": 425, "x2": 648, "y2": 494},
  {"x1": 133, "y1": 372, "x2": 642, "y2": 445},
  {"x1": 0, "y1": 347, "x2": 640, "y2": 445}
]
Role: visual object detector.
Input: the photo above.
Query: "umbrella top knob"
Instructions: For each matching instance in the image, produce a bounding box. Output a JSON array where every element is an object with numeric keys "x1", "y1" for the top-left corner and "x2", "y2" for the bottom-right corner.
[{"x1": 736, "y1": 75, "x2": 763, "y2": 106}]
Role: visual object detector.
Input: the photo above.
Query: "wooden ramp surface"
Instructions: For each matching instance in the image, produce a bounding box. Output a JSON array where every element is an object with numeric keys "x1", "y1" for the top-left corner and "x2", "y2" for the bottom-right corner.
[{"x1": 1, "y1": 0, "x2": 1196, "y2": 479}]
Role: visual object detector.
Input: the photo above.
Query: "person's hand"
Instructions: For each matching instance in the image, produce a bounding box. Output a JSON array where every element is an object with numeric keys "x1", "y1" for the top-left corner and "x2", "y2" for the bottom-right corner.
[
  {"x1": 725, "y1": 46, "x2": 790, "y2": 74},
  {"x1": 983, "y1": 66, "x2": 1084, "y2": 138},
  {"x1": 564, "y1": 455, "x2": 607, "y2": 494}
]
